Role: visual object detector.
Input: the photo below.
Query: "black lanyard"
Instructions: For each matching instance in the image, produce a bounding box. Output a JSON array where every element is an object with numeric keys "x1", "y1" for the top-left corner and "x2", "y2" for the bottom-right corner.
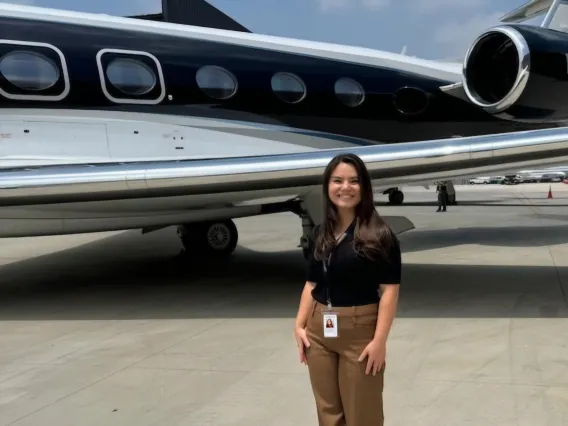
[{"x1": 322, "y1": 232, "x2": 347, "y2": 309}]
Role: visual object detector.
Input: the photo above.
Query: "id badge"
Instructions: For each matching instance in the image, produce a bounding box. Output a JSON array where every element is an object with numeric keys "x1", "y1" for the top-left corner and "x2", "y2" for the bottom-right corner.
[{"x1": 323, "y1": 313, "x2": 339, "y2": 338}]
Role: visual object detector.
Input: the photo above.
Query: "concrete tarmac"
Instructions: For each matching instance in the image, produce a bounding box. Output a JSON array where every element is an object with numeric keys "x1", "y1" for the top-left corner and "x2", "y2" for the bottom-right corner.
[{"x1": 1, "y1": 184, "x2": 568, "y2": 425}]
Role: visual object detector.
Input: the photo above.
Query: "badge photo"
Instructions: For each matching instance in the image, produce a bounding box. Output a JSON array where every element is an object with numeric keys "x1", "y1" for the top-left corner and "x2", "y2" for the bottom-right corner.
[{"x1": 323, "y1": 313, "x2": 338, "y2": 338}]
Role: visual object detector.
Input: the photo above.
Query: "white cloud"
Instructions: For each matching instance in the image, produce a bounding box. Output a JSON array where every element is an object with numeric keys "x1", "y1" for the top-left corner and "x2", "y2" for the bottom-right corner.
[
  {"x1": 6, "y1": 0, "x2": 36, "y2": 4},
  {"x1": 131, "y1": 0, "x2": 161, "y2": 14},
  {"x1": 312, "y1": 0, "x2": 509, "y2": 58},
  {"x1": 315, "y1": 0, "x2": 349, "y2": 12},
  {"x1": 361, "y1": 0, "x2": 390, "y2": 10},
  {"x1": 433, "y1": 11, "x2": 505, "y2": 58},
  {"x1": 316, "y1": 0, "x2": 490, "y2": 13},
  {"x1": 411, "y1": 0, "x2": 489, "y2": 14},
  {"x1": 315, "y1": 0, "x2": 389, "y2": 12}
]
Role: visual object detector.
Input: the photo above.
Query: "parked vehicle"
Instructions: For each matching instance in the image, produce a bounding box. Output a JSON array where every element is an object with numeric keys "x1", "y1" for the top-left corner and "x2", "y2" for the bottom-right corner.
[
  {"x1": 540, "y1": 172, "x2": 566, "y2": 182},
  {"x1": 469, "y1": 177, "x2": 490, "y2": 184},
  {"x1": 502, "y1": 175, "x2": 522, "y2": 184}
]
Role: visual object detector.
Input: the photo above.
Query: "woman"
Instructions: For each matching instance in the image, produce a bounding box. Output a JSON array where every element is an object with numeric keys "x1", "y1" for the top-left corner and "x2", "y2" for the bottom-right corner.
[{"x1": 293, "y1": 153, "x2": 401, "y2": 426}]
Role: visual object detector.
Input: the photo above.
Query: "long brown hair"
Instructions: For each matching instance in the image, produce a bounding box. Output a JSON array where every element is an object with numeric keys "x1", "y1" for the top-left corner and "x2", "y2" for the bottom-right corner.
[{"x1": 314, "y1": 153, "x2": 397, "y2": 262}]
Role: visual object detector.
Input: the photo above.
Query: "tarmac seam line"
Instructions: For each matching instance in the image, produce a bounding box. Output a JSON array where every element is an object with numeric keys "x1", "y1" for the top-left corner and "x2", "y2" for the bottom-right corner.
[{"x1": 3, "y1": 318, "x2": 229, "y2": 426}]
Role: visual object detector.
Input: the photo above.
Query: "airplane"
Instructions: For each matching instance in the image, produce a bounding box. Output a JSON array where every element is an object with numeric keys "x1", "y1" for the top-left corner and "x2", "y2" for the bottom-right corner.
[{"x1": 2, "y1": 0, "x2": 568, "y2": 262}]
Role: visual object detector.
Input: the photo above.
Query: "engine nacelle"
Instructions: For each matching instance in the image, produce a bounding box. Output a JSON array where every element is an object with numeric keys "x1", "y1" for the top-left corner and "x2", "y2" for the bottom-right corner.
[{"x1": 462, "y1": 24, "x2": 568, "y2": 122}]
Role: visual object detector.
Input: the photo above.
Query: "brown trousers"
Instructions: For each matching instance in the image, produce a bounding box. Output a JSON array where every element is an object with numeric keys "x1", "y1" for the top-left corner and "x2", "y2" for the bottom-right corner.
[{"x1": 305, "y1": 299, "x2": 385, "y2": 426}]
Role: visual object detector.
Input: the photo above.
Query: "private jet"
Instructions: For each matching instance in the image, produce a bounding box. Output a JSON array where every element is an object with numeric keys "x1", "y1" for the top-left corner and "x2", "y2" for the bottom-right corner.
[{"x1": 2, "y1": 0, "x2": 568, "y2": 261}]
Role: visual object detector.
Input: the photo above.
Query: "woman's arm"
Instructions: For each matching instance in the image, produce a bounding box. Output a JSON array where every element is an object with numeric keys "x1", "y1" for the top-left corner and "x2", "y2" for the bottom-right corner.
[
  {"x1": 295, "y1": 281, "x2": 315, "y2": 329},
  {"x1": 373, "y1": 283, "x2": 399, "y2": 344},
  {"x1": 358, "y1": 283, "x2": 400, "y2": 374},
  {"x1": 374, "y1": 236, "x2": 402, "y2": 344},
  {"x1": 294, "y1": 226, "x2": 321, "y2": 363},
  {"x1": 296, "y1": 225, "x2": 321, "y2": 329}
]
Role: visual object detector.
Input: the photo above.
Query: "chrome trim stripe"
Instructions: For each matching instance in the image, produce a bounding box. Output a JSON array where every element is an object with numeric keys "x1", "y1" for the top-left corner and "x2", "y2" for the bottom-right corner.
[
  {"x1": 2, "y1": 126, "x2": 568, "y2": 205},
  {"x1": 439, "y1": 81, "x2": 463, "y2": 92}
]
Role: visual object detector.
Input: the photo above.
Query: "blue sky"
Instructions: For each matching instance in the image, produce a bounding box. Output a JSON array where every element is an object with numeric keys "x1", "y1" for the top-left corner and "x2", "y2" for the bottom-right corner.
[{"x1": 8, "y1": 0, "x2": 542, "y2": 60}]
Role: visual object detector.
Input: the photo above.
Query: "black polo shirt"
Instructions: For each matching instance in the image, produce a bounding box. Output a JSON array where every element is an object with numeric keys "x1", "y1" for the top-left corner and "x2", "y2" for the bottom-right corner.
[{"x1": 305, "y1": 221, "x2": 401, "y2": 307}]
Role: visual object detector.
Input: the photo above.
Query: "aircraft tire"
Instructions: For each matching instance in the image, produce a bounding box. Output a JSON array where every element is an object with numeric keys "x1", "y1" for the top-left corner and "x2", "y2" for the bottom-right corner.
[
  {"x1": 388, "y1": 190, "x2": 404, "y2": 205},
  {"x1": 177, "y1": 219, "x2": 238, "y2": 257}
]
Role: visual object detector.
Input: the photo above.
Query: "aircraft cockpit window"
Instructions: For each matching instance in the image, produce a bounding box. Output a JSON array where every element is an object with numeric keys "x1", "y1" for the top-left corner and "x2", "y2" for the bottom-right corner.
[
  {"x1": 105, "y1": 58, "x2": 157, "y2": 96},
  {"x1": 195, "y1": 65, "x2": 238, "y2": 100},
  {"x1": 334, "y1": 77, "x2": 365, "y2": 107},
  {"x1": 271, "y1": 72, "x2": 306, "y2": 104},
  {"x1": 0, "y1": 50, "x2": 60, "y2": 91}
]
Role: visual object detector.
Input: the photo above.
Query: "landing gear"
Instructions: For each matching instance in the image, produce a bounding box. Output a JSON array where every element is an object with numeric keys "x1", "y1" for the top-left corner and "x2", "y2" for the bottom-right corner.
[
  {"x1": 386, "y1": 188, "x2": 404, "y2": 205},
  {"x1": 177, "y1": 219, "x2": 238, "y2": 258},
  {"x1": 299, "y1": 212, "x2": 315, "y2": 261}
]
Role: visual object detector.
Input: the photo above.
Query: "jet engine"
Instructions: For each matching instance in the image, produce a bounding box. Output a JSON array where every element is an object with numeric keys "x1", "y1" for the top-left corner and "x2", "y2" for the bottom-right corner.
[{"x1": 462, "y1": 24, "x2": 568, "y2": 122}]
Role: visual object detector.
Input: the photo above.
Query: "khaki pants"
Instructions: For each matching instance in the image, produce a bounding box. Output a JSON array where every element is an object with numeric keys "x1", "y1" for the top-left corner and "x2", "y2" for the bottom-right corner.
[{"x1": 305, "y1": 300, "x2": 385, "y2": 426}]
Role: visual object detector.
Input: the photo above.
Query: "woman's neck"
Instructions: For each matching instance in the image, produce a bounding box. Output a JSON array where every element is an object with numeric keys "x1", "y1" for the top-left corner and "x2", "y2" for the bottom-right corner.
[{"x1": 336, "y1": 210, "x2": 355, "y2": 234}]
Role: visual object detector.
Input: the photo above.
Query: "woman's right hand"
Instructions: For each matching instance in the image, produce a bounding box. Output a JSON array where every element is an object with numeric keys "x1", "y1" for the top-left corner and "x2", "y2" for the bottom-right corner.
[{"x1": 294, "y1": 326, "x2": 310, "y2": 364}]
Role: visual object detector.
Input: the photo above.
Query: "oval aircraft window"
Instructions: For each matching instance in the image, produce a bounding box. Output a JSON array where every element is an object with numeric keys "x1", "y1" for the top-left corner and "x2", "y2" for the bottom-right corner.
[
  {"x1": 105, "y1": 57, "x2": 157, "y2": 96},
  {"x1": 195, "y1": 65, "x2": 238, "y2": 100},
  {"x1": 334, "y1": 77, "x2": 365, "y2": 107},
  {"x1": 271, "y1": 72, "x2": 306, "y2": 104},
  {"x1": 0, "y1": 50, "x2": 60, "y2": 91}
]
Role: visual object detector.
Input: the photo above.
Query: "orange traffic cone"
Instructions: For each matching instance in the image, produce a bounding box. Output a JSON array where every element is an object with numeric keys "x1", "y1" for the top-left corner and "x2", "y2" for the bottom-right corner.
[{"x1": 548, "y1": 185, "x2": 553, "y2": 199}]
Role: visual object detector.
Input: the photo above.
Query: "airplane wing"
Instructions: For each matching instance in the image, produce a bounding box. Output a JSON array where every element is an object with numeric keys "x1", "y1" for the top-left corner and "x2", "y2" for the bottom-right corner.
[{"x1": 2, "y1": 125, "x2": 568, "y2": 207}]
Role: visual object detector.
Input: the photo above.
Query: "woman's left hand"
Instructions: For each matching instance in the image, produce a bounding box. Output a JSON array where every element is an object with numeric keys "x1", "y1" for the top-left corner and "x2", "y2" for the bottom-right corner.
[{"x1": 358, "y1": 339, "x2": 386, "y2": 375}]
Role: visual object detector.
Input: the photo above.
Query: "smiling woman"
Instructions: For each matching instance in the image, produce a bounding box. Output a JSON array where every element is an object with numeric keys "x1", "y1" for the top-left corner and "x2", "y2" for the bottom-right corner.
[
  {"x1": 327, "y1": 161, "x2": 362, "y2": 211},
  {"x1": 315, "y1": 153, "x2": 397, "y2": 263},
  {"x1": 293, "y1": 153, "x2": 402, "y2": 426}
]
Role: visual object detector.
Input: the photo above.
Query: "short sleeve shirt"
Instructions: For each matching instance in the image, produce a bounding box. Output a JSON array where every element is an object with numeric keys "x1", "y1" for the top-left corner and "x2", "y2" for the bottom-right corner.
[{"x1": 305, "y1": 221, "x2": 401, "y2": 307}]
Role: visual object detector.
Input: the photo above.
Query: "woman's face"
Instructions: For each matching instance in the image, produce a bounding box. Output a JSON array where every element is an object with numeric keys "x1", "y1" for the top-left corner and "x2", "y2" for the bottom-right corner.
[{"x1": 328, "y1": 162, "x2": 361, "y2": 211}]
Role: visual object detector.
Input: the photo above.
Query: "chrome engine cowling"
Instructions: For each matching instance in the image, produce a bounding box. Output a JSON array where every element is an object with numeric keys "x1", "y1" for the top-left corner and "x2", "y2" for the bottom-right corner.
[{"x1": 462, "y1": 24, "x2": 568, "y2": 122}]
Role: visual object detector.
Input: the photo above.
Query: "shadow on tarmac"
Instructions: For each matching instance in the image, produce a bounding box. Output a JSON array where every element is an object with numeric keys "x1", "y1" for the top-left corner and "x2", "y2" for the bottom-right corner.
[
  {"x1": 398, "y1": 225, "x2": 568, "y2": 252},
  {"x1": 0, "y1": 226, "x2": 567, "y2": 321},
  {"x1": 378, "y1": 200, "x2": 568, "y2": 207}
]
